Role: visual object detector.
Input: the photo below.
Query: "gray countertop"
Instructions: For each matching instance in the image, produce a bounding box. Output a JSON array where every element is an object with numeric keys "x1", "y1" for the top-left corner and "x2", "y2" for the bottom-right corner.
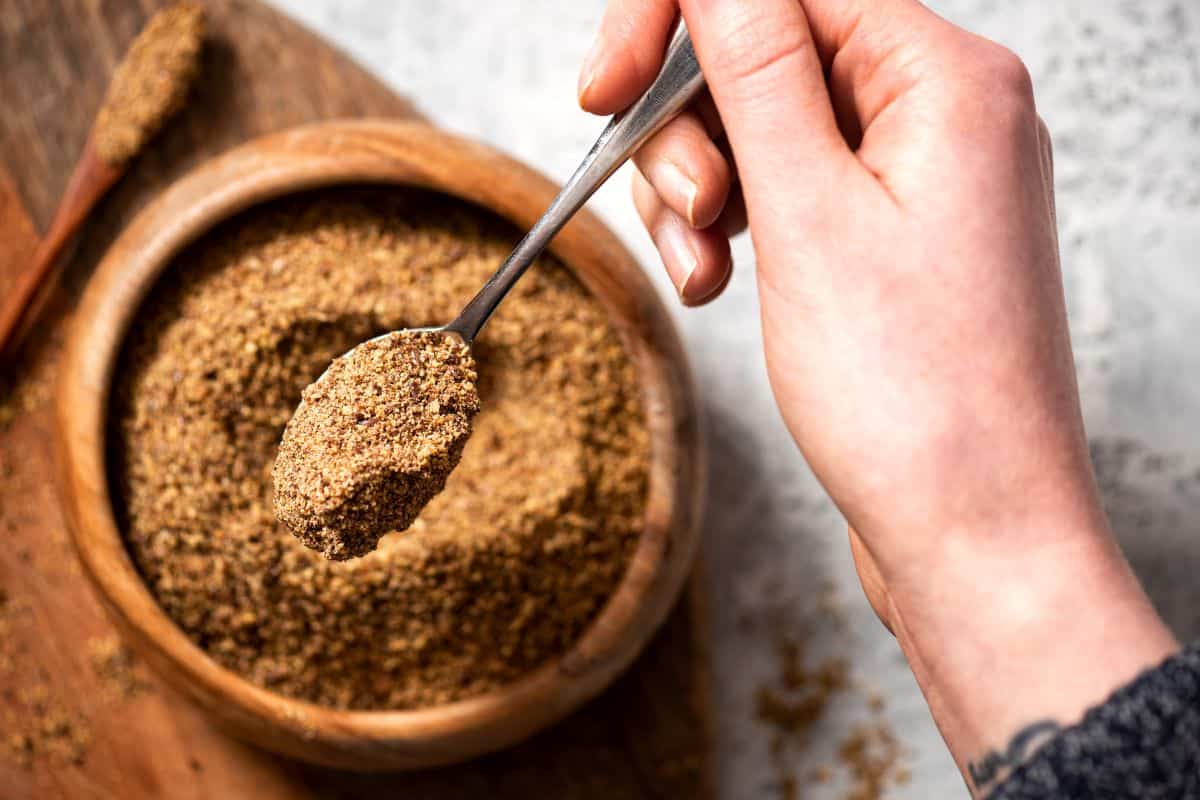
[{"x1": 269, "y1": 1, "x2": 1200, "y2": 796}]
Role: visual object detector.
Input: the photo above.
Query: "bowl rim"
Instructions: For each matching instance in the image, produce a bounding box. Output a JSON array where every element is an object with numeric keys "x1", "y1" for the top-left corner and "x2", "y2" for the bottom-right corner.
[{"x1": 55, "y1": 119, "x2": 704, "y2": 769}]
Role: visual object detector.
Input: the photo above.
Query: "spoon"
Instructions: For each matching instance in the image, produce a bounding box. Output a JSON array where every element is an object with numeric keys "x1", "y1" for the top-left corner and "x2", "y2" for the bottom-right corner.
[
  {"x1": 0, "y1": 2, "x2": 205, "y2": 363},
  {"x1": 274, "y1": 22, "x2": 706, "y2": 558},
  {"x1": 432, "y1": 20, "x2": 704, "y2": 346},
  {"x1": 292, "y1": 21, "x2": 704, "y2": 426}
]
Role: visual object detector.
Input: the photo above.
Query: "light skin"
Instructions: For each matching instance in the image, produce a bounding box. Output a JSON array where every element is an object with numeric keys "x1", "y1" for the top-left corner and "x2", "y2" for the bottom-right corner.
[{"x1": 579, "y1": 0, "x2": 1180, "y2": 794}]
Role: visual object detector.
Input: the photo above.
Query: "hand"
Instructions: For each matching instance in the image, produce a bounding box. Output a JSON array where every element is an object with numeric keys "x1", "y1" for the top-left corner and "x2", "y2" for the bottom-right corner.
[{"x1": 581, "y1": 0, "x2": 1178, "y2": 792}]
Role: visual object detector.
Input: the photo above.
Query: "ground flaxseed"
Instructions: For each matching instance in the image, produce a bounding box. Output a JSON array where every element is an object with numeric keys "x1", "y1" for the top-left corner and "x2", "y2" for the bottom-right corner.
[
  {"x1": 87, "y1": 635, "x2": 148, "y2": 701},
  {"x1": 110, "y1": 188, "x2": 648, "y2": 710},
  {"x1": 839, "y1": 722, "x2": 907, "y2": 800},
  {"x1": 273, "y1": 331, "x2": 480, "y2": 561},
  {"x1": 94, "y1": 2, "x2": 205, "y2": 166},
  {"x1": 6, "y1": 687, "x2": 91, "y2": 769},
  {"x1": 756, "y1": 633, "x2": 908, "y2": 800}
]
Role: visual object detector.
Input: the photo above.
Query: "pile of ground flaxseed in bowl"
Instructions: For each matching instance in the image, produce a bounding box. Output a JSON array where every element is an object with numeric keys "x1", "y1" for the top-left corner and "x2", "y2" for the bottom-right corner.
[{"x1": 109, "y1": 187, "x2": 649, "y2": 710}]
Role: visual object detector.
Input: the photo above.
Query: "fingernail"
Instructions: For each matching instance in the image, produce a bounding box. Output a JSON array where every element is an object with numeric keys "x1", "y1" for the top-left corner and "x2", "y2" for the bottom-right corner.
[
  {"x1": 648, "y1": 160, "x2": 699, "y2": 226},
  {"x1": 578, "y1": 41, "x2": 603, "y2": 106},
  {"x1": 683, "y1": 262, "x2": 730, "y2": 307},
  {"x1": 652, "y1": 223, "x2": 699, "y2": 300}
]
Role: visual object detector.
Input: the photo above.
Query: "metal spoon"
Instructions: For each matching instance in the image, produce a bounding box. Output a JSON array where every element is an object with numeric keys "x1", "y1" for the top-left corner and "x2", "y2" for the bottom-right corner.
[
  {"x1": 433, "y1": 19, "x2": 704, "y2": 345},
  {"x1": 276, "y1": 22, "x2": 705, "y2": 552},
  {"x1": 299, "y1": 22, "x2": 704, "y2": 408}
]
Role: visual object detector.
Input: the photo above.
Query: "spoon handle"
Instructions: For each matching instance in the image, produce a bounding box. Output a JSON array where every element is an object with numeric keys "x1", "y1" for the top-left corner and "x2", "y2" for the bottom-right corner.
[
  {"x1": 447, "y1": 20, "x2": 705, "y2": 343},
  {"x1": 0, "y1": 135, "x2": 120, "y2": 363}
]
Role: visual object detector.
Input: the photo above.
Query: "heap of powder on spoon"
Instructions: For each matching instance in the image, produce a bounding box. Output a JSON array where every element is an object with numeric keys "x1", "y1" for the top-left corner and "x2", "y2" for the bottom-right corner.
[{"x1": 273, "y1": 331, "x2": 480, "y2": 561}]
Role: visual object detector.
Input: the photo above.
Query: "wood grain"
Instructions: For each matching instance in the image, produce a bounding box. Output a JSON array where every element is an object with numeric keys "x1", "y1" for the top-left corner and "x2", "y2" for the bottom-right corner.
[
  {"x1": 0, "y1": 168, "x2": 39, "y2": 292},
  {"x1": 1, "y1": 1, "x2": 711, "y2": 797}
]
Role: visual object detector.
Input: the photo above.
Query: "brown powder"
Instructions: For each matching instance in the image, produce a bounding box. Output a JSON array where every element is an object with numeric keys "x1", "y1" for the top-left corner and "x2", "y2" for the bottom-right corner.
[
  {"x1": 110, "y1": 188, "x2": 648, "y2": 710},
  {"x1": 7, "y1": 687, "x2": 91, "y2": 768},
  {"x1": 94, "y1": 2, "x2": 205, "y2": 166},
  {"x1": 838, "y1": 723, "x2": 905, "y2": 800},
  {"x1": 0, "y1": 333, "x2": 60, "y2": 429},
  {"x1": 87, "y1": 635, "x2": 148, "y2": 700},
  {"x1": 756, "y1": 637, "x2": 907, "y2": 800},
  {"x1": 755, "y1": 641, "x2": 848, "y2": 746},
  {"x1": 273, "y1": 331, "x2": 480, "y2": 560}
]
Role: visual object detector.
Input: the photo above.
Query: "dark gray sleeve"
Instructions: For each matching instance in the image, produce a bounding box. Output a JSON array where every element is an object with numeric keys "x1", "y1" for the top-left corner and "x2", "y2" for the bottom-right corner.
[{"x1": 987, "y1": 642, "x2": 1200, "y2": 799}]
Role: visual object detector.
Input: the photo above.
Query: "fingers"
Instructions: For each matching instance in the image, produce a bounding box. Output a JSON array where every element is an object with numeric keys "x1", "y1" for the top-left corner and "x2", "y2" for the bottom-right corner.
[
  {"x1": 633, "y1": 110, "x2": 732, "y2": 228},
  {"x1": 633, "y1": 169, "x2": 732, "y2": 306},
  {"x1": 679, "y1": 0, "x2": 855, "y2": 221},
  {"x1": 800, "y1": 0, "x2": 946, "y2": 127},
  {"x1": 805, "y1": 1, "x2": 1038, "y2": 156},
  {"x1": 579, "y1": 4, "x2": 737, "y2": 305},
  {"x1": 717, "y1": 183, "x2": 748, "y2": 239},
  {"x1": 578, "y1": 0, "x2": 677, "y2": 114},
  {"x1": 691, "y1": 92, "x2": 725, "y2": 138}
]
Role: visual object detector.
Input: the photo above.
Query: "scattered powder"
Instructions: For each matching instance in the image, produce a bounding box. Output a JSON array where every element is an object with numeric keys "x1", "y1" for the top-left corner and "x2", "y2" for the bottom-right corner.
[
  {"x1": 94, "y1": 2, "x2": 205, "y2": 166},
  {"x1": 0, "y1": 587, "x2": 34, "y2": 678},
  {"x1": 756, "y1": 638, "x2": 908, "y2": 800},
  {"x1": 87, "y1": 635, "x2": 148, "y2": 700},
  {"x1": 110, "y1": 188, "x2": 648, "y2": 710},
  {"x1": 0, "y1": 338, "x2": 60, "y2": 429},
  {"x1": 838, "y1": 723, "x2": 907, "y2": 800},
  {"x1": 273, "y1": 331, "x2": 480, "y2": 560},
  {"x1": 6, "y1": 687, "x2": 92, "y2": 768},
  {"x1": 756, "y1": 641, "x2": 848, "y2": 750}
]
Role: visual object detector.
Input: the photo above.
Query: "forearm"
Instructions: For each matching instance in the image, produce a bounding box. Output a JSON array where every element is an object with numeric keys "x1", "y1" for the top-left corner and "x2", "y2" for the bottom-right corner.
[{"x1": 885, "y1": 517, "x2": 1179, "y2": 796}]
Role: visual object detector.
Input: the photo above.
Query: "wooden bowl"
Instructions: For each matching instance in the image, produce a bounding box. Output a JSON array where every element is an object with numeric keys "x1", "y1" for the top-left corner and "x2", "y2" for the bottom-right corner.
[{"x1": 55, "y1": 119, "x2": 703, "y2": 771}]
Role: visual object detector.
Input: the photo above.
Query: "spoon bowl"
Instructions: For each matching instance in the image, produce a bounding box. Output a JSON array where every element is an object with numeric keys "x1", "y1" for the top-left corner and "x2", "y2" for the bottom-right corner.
[{"x1": 278, "y1": 24, "x2": 704, "y2": 562}]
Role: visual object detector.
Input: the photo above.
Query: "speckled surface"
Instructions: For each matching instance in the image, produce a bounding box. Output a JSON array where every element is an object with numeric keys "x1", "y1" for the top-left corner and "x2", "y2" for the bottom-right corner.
[{"x1": 269, "y1": 2, "x2": 1200, "y2": 796}]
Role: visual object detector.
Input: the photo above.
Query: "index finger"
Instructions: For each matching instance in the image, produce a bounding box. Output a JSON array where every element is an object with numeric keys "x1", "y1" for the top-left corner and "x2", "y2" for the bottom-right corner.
[{"x1": 578, "y1": 0, "x2": 678, "y2": 114}]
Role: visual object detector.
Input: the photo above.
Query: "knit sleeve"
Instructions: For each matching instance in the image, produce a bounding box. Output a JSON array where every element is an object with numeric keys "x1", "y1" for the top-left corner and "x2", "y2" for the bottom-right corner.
[{"x1": 986, "y1": 642, "x2": 1200, "y2": 799}]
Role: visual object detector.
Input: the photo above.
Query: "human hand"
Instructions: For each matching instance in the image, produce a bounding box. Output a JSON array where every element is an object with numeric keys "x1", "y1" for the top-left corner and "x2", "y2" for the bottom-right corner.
[{"x1": 580, "y1": 0, "x2": 1178, "y2": 792}]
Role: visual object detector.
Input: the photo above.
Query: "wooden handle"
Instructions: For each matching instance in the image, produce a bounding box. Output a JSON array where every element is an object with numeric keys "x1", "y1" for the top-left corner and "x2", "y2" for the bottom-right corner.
[{"x1": 0, "y1": 134, "x2": 119, "y2": 362}]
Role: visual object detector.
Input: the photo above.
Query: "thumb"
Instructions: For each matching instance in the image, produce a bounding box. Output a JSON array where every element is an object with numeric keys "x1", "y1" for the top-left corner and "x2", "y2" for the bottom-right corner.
[{"x1": 678, "y1": 0, "x2": 855, "y2": 224}]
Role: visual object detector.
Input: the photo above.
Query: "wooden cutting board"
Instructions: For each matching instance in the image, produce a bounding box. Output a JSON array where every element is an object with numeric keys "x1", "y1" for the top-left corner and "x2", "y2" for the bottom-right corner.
[{"x1": 0, "y1": 1, "x2": 711, "y2": 798}]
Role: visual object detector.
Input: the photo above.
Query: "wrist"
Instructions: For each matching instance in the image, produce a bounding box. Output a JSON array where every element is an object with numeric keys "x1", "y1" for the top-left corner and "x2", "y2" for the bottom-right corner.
[{"x1": 885, "y1": 517, "x2": 1178, "y2": 794}]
